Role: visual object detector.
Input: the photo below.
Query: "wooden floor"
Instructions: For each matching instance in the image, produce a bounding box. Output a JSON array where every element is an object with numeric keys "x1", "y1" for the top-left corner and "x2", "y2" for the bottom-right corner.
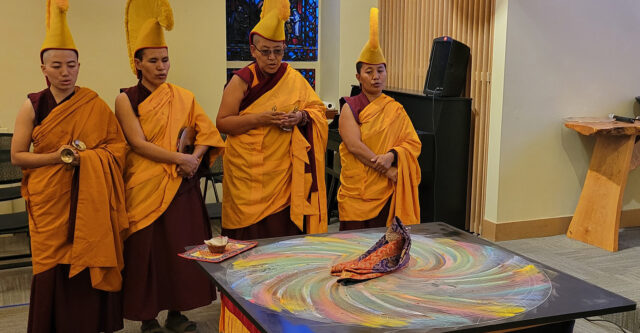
[{"x1": 0, "y1": 223, "x2": 638, "y2": 332}]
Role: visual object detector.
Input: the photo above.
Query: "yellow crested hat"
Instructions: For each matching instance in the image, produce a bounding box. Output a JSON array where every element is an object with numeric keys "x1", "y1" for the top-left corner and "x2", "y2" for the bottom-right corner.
[
  {"x1": 125, "y1": 0, "x2": 174, "y2": 75},
  {"x1": 40, "y1": 0, "x2": 77, "y2": 61},
  {"x1": 357, "y1": 8, "x2": 386, "y2": 65},
  {"x1": 250, "y1": 0, "x2": 290, "y2": 43}
]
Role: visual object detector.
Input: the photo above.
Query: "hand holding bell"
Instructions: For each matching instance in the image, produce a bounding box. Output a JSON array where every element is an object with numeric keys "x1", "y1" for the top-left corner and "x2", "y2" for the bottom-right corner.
[{"x1": 59, "y1": 140, "x2": 86, "y2": 165}]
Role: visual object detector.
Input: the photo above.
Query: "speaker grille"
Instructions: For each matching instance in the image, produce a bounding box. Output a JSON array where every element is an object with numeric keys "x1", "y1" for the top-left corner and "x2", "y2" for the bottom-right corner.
[{"x1": 424, "y1": 37, "x2": 470, "y2": 97}]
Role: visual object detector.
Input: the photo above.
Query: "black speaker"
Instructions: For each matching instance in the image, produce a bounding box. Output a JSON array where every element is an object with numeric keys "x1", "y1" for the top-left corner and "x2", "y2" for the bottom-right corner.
[{"x1": 424, "y1": 36, "x2": 470, "y2": 97}]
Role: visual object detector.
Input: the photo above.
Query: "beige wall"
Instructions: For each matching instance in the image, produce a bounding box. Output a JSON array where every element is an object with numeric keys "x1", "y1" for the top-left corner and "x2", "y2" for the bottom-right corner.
[
  {"x1": 485, "y1": 0, "x2": 509, "y2": 223},
  {"x1": 0, "y1": 0, "x2": 225, "y2": 213},
  {"x1": 317, "y1": 0, "x2": 379, "y2": 107},
  {"x1": 318, "y1": 0, "x2": 340, "y2": 107},
  {"x1": 0, "y1": 0, "x2": 374, "y2": 212},
  {"x1": 336, "y1": 0, "x2": 379, "y2": 104},
  {"x1": 0, "y1": 0, "x2": 226, "y2": 131},
  {"x1": 487, "y1": 0, "x2": 640, "y2": 225},
  {"x1": 0, "y1": 0, "x2": 376, "y2": 129}
]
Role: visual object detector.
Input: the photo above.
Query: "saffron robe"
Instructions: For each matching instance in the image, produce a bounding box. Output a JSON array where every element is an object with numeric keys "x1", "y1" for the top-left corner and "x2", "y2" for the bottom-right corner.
[
  {"x1": 24, "y1": 87, "x2": 126, "y2": 333},
  {"x1": 220, "y1": 63, "x2": 328, "y2": 333},
  {"x1": 22, "y1": 86, "x2": 128, "y2": 292},
  {"x1": 338, "y1": 93, "x2": 422, "y2": 226},
  {"x1": 123, "y1": 83, "x2": 224, "y2": 238},
  {"x1": 222, "y1": 64, "x2": 328, "y2": 234}
]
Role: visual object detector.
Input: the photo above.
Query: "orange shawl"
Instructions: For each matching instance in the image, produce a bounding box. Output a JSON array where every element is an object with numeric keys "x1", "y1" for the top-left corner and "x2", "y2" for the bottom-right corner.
[
  {"x1": 22, "y1": 87, "x2": 128, "y2": 292},
  {"x1": 337, "y1": 94, "x2": 422, "y2": 226},
  {"x1": 223, "y1": 66, "x2": 328, "y2": 233},
  {"x1": 123, "y1": 83, "x2": 224, "y2": 238}
]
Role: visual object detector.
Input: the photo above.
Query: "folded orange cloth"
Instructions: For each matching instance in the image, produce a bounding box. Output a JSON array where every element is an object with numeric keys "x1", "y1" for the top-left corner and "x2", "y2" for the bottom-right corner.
[{"x1": 331, "y1": 217, "x2": 411, "y2": 283}]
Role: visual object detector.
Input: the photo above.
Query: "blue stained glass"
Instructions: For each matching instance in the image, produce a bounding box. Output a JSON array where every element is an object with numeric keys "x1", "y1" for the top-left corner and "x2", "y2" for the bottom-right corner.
[
  {"x1": 226, "y1": 0, "x2": 318, "y2": 61},
  {"x1": 226, "y1": 68, "x2": 238, "y2": 82},
  {"x1": 296, "y1": 68, "x2": 316, "y2": 89}
]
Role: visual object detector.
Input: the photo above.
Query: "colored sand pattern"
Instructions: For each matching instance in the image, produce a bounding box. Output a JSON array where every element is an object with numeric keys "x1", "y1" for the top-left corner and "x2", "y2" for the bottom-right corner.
[{"x1": 227, "y1": 233, "x2": 552, "y2": 329}]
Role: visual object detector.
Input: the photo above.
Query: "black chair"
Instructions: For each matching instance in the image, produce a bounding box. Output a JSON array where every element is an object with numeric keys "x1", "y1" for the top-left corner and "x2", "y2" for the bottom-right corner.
[
  {"x1": 202, "y1": 154, "x2": 223, "y2": 206},
  {"x1": 326, "y1": 128, "x2": 341, "y2": 223},
  {"x1": 202, "y1": 154, "x2": 223, "y2": 224},
  {"x1": 202, "y1": 135, "x2": 225, "y2": 228},
  {"x1": 0, "y1": 133, "x2": 31, "y2": 270}
]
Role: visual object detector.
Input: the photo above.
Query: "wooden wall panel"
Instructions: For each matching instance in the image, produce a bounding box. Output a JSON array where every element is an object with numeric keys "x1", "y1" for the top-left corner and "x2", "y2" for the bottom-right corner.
[{"x1": 379, "y1": 0, "x2": 495, "y2": 234}]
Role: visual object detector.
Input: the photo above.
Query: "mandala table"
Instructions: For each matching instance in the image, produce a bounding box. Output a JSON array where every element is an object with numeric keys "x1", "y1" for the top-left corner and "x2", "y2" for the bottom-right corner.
[{"x1": 193, "y1": 223, "x2": 635, "y2": 332}]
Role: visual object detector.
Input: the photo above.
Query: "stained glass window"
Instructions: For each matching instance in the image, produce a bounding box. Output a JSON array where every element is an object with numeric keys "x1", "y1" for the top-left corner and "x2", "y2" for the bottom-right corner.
[
  {"x1": 226, "y1": 67, "x2": 316, "y2": 89},
  {"x1": 297, "y1": 69, "x2": 316, "y2": 88},
  {"x1": 226, "y1": 0, "x2": 318, "y2": 61},
  {"x1": 226, "y1": 68, "x2": 240, "y2": 83}
]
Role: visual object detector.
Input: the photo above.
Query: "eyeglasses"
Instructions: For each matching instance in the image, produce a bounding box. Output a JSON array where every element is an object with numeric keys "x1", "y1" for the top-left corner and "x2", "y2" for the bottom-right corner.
[{"x1": 256, "y1": 48, "x2": 284, "y2": 57}]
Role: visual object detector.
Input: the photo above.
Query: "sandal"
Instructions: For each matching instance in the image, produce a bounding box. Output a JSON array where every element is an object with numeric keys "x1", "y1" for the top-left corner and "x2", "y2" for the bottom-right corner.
[
  {"x1": 165, "y1": 313, "x2": 197, "y2": 333},
  {"x1": 141, "y1": 319, "x2": 172, "y2": 333}
]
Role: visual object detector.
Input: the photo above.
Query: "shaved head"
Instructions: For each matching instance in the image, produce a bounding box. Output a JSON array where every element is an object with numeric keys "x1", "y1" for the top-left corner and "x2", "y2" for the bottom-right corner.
[
  {"x1": 42, "y1": 49, "x2": 78, "y2": 65},
  {"x1": 40, "y1": 49, "x2": 80, "y2": 92}
]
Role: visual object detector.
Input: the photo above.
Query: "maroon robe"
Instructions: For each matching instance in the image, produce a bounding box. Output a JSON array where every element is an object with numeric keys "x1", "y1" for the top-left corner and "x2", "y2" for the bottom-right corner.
[
  {"x1": 120, "y1": 82, "x2": 216, "y2": 321},
  {"x1": 340, "y1": 92, "x2": 370, "y2": 124},
  {"x1": 26, "y1": 88, "x2": 123, "y2": 333},
  {"x1": 233, "y1": 61, "x2": 288, "y2": 112}
]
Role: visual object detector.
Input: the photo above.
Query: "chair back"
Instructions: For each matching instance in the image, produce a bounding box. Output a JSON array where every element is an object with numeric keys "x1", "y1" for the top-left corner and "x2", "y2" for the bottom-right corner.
[
  {"x1": 211, "y1": 154, "x2": 223, "y2": 175},
  {"x1": 0, "y1": 134, "x2": 22, "y2": 185},
  {"x1": 0, "y1": 133, "x2": 30, "y2": 270},
  {"x1": 201, "y1": 133, "x2": 225, "y2": 205},
  {"x1": 210, "y1": 133, "x2": 226, "y2": 176}
]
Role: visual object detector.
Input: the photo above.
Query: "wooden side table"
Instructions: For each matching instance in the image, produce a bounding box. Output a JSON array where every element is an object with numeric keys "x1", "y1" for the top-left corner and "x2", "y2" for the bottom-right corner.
[
  {"x1": 565, "y1": 120, "x2": 640, "y2": 251},
  {"x1": 325, "y1": 109, "x2": 338, "y2": 120}
]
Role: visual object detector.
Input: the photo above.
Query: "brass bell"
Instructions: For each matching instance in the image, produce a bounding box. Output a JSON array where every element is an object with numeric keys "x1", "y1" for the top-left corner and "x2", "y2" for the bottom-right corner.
[
  {"x1": 60, "y1": 140, "x2": 86, "y2": 164},
  {"x1": 60, "y1": 148, "x2": 75, "y2": 164},
  {"x1": 72, "y1": 140, "x2": 86, "y2": 151}
]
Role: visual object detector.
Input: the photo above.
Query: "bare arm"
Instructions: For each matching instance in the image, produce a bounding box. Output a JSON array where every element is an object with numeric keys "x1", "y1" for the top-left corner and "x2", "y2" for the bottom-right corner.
[
  {"x1": 216, "y1": 75, "x2": 283, "y2": 136},
  {"x1": 10, "y1": 99, "x2": 71, "y2": 169},
  {"x1": 114, "y1": 93, "x2": 199, "y2": 173},
  {"x1": 338, "y1": 103, "x2": 387, "y2": 172},
  {"x1": 192, "y1": 145, "x2": 209, "y2": 160}
]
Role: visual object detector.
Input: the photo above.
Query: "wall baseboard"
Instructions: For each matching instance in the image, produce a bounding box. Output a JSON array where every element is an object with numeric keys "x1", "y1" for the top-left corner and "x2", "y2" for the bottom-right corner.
[{"x1": 482, "y1": 209, "x2": 640, "y2": 242}]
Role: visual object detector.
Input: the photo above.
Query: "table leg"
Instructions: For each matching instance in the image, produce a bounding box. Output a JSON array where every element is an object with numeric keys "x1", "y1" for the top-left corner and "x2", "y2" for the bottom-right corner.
[{"x1": 566, "y1": 134, "x2": 635, "y2": 251}]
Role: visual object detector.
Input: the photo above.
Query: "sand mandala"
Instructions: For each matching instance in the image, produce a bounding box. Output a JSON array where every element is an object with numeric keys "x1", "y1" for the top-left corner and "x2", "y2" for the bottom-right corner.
[{"x1": 226, "y1": 233, "x2": 552, "y2": 329}]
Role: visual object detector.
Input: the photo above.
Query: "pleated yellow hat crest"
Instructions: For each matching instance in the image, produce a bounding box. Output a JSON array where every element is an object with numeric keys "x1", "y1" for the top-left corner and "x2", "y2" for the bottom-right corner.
[
  {"x1": 250, "y1": 0, "x2": 290, "y2": 43},
  {"x1": 125, "y1": 0, "x2": 174, "y2": 75},
  {"x1": 358, "y1": 8, "x2": 386, "y2": 65},
  {"x1": 40, "y1": 0, "x2": 77, "y2": 61}
]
